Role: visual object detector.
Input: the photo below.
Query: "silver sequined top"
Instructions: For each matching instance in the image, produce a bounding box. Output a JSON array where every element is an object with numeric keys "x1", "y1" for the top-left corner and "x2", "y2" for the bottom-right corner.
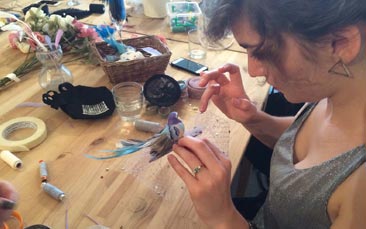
[{"x1": 253, "y1": 103, "x2": 366, "y2": 228}]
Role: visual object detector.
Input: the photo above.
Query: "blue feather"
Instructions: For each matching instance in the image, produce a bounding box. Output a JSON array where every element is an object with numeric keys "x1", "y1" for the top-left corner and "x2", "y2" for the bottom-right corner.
[{"x1": 85, "y1": 112, "x2": 185, "y2": 161}]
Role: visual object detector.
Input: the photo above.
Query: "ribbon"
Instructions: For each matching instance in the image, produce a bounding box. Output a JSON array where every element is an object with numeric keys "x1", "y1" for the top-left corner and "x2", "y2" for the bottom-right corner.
[{"x1": 5, "y1": 73, "x2": 21, "y2": 82}]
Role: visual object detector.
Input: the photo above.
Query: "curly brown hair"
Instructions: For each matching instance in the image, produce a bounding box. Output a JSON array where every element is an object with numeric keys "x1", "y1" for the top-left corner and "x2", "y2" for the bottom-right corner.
[{"x1": 202, "y1": 0, "x2": 366, "y2": 61}]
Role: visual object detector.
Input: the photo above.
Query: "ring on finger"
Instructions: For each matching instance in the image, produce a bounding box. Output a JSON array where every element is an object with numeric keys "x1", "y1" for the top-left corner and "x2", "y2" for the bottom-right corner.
[{"x1": 192, "y1": 165, "x2": 203, "y2": 177}]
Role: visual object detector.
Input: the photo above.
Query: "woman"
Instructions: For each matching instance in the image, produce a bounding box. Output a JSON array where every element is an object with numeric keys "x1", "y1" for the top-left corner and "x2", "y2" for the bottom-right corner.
[{"x1": 167, "y1": 0, "x2": 366, "y2": 228}]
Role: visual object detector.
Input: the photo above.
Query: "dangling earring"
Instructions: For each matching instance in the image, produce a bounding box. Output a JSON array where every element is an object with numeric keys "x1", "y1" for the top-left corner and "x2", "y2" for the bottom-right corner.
[{"x1": 328, "y1": 59, "x2": 352, "y2": 77}]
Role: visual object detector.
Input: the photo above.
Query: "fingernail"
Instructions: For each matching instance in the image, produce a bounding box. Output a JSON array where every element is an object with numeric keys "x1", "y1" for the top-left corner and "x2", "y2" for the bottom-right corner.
[{"x1": 0, "y1": 198, "x2": 15, "y2": 210}]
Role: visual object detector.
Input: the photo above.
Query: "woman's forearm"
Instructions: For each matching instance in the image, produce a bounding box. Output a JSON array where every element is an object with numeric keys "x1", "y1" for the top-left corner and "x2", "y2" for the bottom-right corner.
[
  {"x1": 212, "y1": 208, "x2": 250, "y2": 229},
  {"x1": 243, "y1": 110, "x2": 295, "y2": 149}
]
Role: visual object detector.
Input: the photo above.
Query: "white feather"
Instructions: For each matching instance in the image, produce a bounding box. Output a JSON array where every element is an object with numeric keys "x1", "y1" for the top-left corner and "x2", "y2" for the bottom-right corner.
[
  {"x1": 0, "y1": 11, "x2": 18, "y2": 20},
  {"x1": 1, "y1": 23, "x2": 23, "y2": 32}
]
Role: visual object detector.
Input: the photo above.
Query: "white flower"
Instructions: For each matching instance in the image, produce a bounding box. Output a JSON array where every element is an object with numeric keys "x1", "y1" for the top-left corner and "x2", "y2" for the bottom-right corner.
[
  {"x1": 42, "y1": 23, "x2": 50, "y2": 33},
  {"x1": 49, "y1": 14, "x2": 67, "y2": 31},
  {"x1": 64, "y1": 15, "x2": 74, "y2": 26},
  {"x1": 25, "y1": 7, "x2": 46, "y2": 22},
  {"x1": 58, "y1": 18, "x2": 67, "y2": 31},
  {"x1": 49, "y1": 14, "x2": 60, "y2": 23}
]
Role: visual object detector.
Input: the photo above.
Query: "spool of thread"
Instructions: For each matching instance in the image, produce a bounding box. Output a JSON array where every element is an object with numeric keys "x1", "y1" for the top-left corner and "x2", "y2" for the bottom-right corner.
[
  {"x1": 89, "y1": 4, "x2": 105, "y2": 14},
  {"x1": 39, "y1": 160, "x2": 48, "y2": 182},
  {"x1": 0, "y1": 150, "x2": 22, "y2": 169},
  {"x1": 41, "y1": 182, "x2": 65, "y2": 201},
  {"x1": 178, "y1": 80, "x2": 189, "y2": 102},
  {"x1": 134, "y1": 119, "x2": 163, "y2": 133}
]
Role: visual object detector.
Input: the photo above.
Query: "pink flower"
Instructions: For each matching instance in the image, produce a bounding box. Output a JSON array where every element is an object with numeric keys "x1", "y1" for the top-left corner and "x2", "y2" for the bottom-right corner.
[
  {"x1": 72, "y1": 19, "x2": 98, "y2": 40},
  {"x1": 27, "y1": 32, "x2": 45, "y2": 50},
  {"x1": 8, "y1": 32, "x2": 19, "y2": 49},
  {"x1": 72, "y1": 19, "x2": 84, "y2": 31},
  {"x1": 155, "y1": 35, "x2": 167, "y2": 45},
  {"x1": 79, "y1": 27, "x2": 98, "y2": 40}
]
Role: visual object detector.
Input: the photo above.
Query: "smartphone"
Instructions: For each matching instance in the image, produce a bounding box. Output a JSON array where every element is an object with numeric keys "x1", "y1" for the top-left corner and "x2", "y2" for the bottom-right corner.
[{"x1": 171, "y1": 58, "x2": 208, "y2": 75}]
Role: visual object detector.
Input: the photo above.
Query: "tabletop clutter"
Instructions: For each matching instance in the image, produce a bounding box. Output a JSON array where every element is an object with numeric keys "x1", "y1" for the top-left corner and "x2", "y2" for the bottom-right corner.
[{"x1": 0, "y1": 1, "x2": 211, "y2": 227}]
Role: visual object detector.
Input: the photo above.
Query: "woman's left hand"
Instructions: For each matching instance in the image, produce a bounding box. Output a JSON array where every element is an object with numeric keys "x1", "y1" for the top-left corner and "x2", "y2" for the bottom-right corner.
[{"x1": 168, "y1": 136, "x2": 237, "y2": 227}]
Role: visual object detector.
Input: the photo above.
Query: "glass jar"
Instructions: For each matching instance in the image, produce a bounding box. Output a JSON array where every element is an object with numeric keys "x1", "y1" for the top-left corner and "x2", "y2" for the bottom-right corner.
[{"x1": 36, "y1": 45, "x2": 73, "y2": 92}]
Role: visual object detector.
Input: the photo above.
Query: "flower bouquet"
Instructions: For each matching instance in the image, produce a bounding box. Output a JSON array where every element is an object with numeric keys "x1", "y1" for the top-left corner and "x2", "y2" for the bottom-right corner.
[{"x1": 0, "y1": 7, "x2": 99, "y2": 90}]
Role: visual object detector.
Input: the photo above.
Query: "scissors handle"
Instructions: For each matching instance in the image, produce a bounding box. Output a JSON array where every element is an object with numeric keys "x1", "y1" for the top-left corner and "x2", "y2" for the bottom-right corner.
[{"x1": 2, "y1": 210, "x2": 24, "y2": 229}]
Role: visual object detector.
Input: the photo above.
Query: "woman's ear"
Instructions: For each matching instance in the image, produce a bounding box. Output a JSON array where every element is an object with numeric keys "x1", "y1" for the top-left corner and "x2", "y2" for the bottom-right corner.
[{"x1": 331, "y1": 25, "x2": 362, "y2": 64}]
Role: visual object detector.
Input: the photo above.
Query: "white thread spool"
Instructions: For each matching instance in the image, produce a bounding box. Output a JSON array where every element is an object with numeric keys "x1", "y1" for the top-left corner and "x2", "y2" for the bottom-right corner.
[
  {"x1": 0, "y1": 150, "x2": 23, "y2": 169},
  {"x1": 41, "y1": 182, "x2": 65, "y2": 201}
]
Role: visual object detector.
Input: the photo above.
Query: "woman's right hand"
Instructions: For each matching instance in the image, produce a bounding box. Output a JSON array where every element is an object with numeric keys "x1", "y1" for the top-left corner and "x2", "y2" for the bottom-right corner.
[
  {"x1": 199, "y1": 63, "x2": 258, "y2": 125},
  {"x1": 168, "y1": 136, "x2": 248, "y2": 228}
]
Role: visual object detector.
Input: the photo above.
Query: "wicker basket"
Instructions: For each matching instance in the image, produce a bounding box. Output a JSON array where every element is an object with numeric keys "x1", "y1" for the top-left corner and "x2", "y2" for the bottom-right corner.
[{"x1": 90, "y1": 35, "x2": 172, "y2": 84}]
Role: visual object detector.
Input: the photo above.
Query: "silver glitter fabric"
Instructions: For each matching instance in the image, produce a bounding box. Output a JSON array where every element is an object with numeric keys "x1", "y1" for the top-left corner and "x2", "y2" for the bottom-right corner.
[{"x1": 253, "y1": 103, "x2": 366, "y2": 229}]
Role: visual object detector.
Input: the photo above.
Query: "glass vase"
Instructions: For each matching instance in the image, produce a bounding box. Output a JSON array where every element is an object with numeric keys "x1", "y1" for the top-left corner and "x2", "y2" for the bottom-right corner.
[
  {"x1": 106, "y1": 0, "x2": 126, "y2": 38},
  {"x1": 36, "y1": 45, "x2": 73, "y2": 92}
]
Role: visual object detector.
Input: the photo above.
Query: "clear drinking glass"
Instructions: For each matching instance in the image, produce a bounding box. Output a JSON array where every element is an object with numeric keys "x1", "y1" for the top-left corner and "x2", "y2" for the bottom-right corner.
[
  {"x1": 188, "y1": 29, "x2": 206, "y2": 59},
  {"x1": 36, "y1": 45, "x2": 73, "y2": 92},
  {"x1": 112, "y1": 82, "x2": 144, "y2": 122},
  {"x1": 197, "y1": 0, "x2": 234, "y2": 50},
  {"x1": 197, "y1": 15, "x2": 234, "y2": 50}
]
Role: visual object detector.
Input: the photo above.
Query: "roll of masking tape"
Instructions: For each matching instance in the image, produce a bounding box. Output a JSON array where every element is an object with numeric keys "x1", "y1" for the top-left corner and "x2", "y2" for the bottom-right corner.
[
  {"x1": 0, "y1": 150, "x2": 22, "y2": 169},
  {"x1": 0, "y1": 117, "x2": 47, "y2": 152}
]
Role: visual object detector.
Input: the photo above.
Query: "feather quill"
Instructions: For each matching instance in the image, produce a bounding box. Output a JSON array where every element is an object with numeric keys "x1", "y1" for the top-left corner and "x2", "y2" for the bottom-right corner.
[
  {"x1": 86, "y1": 112, "x2": 185, "y2": 162},
  {"x1": 55, "y1": 29, "x2": 63, "y2": 48}
]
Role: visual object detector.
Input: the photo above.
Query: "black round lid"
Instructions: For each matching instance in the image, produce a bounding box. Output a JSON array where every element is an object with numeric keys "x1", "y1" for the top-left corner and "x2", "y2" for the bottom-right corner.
[
  {"x1": 143, "y1": 74, "x2": 181, "y2": 107},
  {"x1": 25, "y1": 225, "x2": 51, "y2": 229}
]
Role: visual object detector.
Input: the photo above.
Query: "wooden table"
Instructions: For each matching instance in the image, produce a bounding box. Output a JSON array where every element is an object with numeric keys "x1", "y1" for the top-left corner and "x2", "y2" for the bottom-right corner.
[{"x1": 0, "y1": 2, "x2": 269, "y2": 228}]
